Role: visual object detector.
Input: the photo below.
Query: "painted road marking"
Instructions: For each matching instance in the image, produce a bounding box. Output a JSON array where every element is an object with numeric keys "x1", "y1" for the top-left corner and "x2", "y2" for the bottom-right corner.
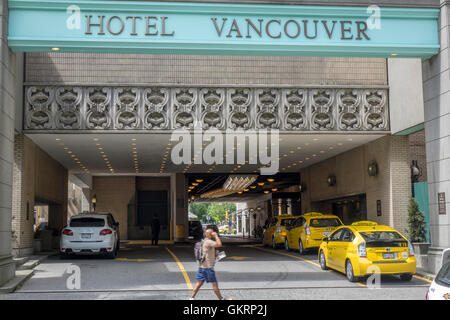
[
  {"x1": 225, "y1": 256, "x2": 251, "y2": 261},
  {"x1": 115, "y1": 258, "x2": 154, "y2": 262},
  {"x1": 165, "y1": 247, "x2": 193, "y2": 290},
  {"x1": 413, "y1": 275, "x2": 433, "y2": 284},
  {"x1": 253, "y1": 247, "x2": 367, "y2": 288}
]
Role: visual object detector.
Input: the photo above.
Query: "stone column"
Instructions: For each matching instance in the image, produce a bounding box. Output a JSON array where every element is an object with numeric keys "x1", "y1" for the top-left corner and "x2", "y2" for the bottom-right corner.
[
  {"x1": 421, "y1": 1, "x2": 450, "y2": 273},
  {"x1": 173, "y1": 173, "x2": 188, "y2": 242},
  {"x1": 0, "y1": 0, "x2": 16, "y2": 285}
]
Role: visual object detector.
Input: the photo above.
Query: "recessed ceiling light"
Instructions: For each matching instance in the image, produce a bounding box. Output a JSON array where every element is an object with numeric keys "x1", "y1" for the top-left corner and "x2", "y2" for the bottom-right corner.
[{"x1": 51, "y1": 47, "x2": 60, "y2": 51}]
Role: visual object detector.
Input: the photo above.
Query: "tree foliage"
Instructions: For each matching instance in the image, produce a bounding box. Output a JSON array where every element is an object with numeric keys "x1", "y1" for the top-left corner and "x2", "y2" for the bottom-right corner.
[
  {"x1": 189, "y1": 202, "x2": 236, "y2": 224},
  {"x1": 407, "y1": 197, "x2": 427, "y2": 243}
]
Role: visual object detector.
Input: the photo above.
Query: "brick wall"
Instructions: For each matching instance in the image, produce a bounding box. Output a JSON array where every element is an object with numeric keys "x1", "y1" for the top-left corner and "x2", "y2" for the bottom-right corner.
[
  {"x1": 92, "y1": 176, "x2": 136, "y2": 240},
  {"x1": 25, "y1": 53, "x2": 387, "y2": 86},
  {"x1": 300, "y1": 135, "x2": 411, "y2": 231},
  {"x1": 12, "y1": 134, "x2": 68, "y2": 252}
]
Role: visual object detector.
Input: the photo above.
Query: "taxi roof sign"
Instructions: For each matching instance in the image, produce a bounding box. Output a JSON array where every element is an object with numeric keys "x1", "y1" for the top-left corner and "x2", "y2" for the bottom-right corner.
[
  {"x1": 302, "y1": 212, "x2": 324, "y2": 217},
  {"x1": 351, "y1": 221, "x2": 378, "y2": 226}
]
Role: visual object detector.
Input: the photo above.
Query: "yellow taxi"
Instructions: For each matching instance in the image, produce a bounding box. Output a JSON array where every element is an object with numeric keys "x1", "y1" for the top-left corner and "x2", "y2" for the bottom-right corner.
[
  {"x1": 318, "y1": 221, "x2": 417, "y2": 282},
  {"x1": 263, "y1": 214, "x2": 296, "y2": 249},
  {"x1": 285, "y1": 212, "x2": 343, "y2": 254}
]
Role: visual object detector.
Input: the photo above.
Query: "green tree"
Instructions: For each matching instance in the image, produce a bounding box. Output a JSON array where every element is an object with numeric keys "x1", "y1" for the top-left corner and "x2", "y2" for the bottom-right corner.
[
  {"x1": 407, "y1": 197, "x2": 427, "y2": 243},
  {"x1": 189, "y1": 203, "x2": 210, "y2": 223},
  {"x1": 207, "y1": 203, "x2": 236, "y2": 224}
]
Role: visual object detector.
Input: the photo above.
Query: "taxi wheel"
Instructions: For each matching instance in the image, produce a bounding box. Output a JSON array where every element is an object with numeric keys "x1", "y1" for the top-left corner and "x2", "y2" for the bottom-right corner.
[
  {"x1": 272, "y1": 237, "x2": 278, "y2": 250},
  {"x1": 345, "y1": 260, "x2": 359, "y2": 283},
  {"x1": 400, "y1": 274, "x2": 413, "y2": 281},
  {"x1": 298, "y1": 240, "x2": 305, "y2": 255},
  {"x1": 285, "y1": 239, "x2": 290, "y2": 251},
  {"x1": 319, "y1": 251, "x2": 328, "y2": 270}
]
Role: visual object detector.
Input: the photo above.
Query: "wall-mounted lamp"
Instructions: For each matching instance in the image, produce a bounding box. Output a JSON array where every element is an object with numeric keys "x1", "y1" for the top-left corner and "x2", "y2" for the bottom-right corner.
[
  {"x1": 327, "y1": 175, "x2": 336, "y2": 187},
  {"x1": 91, "y1": 194, "x2": 97, "y2": 211},
  {"x1": 298, "y1": 183, "x2": 307, "y2": 193},
  {"x1": 368, "y1": 160, "x2": 378, "y2": 177},
  {"x1": 411, "y1": 160, "x2": 422, "y2": 183}
]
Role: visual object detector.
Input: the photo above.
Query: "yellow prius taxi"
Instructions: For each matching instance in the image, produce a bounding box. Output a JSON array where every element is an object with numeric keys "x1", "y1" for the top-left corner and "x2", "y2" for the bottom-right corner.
[
  {"x1": 285, "y1": 212, "x2": 343, "y2": 254},
  {"x1": 318, "y1": 221, "x2": 417, "y2": 282},
  {"x1": 263, "y1": 214, "x2": 296, "y2": 249}
]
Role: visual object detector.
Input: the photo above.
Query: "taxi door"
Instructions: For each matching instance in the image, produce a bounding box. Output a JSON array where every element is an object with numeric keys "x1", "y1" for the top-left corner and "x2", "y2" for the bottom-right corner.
[
  {"x1": 288, "y1": 218, "x2": 304, "y2": 250},
  {"x1": 332, "y1": 229, "x2": 355, "y2": 273},
  {"x1": 326, "y1": 229, "x2": 345, "y2": 268}
]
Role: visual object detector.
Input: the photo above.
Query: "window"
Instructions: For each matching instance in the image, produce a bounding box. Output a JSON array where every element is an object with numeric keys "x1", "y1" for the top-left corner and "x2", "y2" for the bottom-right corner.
[
  {"x1": 280, "y1": 218, "x2": 295, "y2": 227},
  {"x1": 295, "y1": 218, "x2": 305, "y2": 228},
  {"x1": 70, "y1": 217, "x2": 105, "y2": 227},
  {"x1": 329, "y1": 229, "x2": 344, "y2": 241},
  {"x1": 310, "y1": 218, "x2": 342, "y2": 228},
  {"x1": 340, "y1": 229, "x2": 355, "y2": 242},
  {"x1": 435, "y1": 262, "x2": 450, "y2": 288}
]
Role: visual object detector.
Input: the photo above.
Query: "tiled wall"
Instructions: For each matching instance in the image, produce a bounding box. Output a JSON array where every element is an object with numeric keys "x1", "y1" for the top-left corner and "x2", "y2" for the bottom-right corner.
[{"x1": 25, "y1": 53, "x2": 387, "y2": 86}]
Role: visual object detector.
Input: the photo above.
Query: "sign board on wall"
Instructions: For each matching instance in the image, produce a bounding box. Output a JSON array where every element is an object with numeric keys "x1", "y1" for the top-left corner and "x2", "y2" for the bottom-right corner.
[
  {"x1": 7, "y1": 0, "x2": 439, "y2": 57},
  {"x1": 438, "y1": 192, "x2": 446, "y2": 215}
]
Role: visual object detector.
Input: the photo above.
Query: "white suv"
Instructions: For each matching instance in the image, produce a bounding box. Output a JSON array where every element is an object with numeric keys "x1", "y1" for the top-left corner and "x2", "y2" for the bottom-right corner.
[{"x1": 60, "y1": 213, "x2": 120, "y2": 259}]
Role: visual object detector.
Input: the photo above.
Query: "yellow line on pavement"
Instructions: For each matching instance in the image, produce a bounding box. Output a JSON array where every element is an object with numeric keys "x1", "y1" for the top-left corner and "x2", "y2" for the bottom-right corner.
[
  {"x1": 253, "y1": 247, "x2": 367, "y2": 288},
  {"x1": 413, "y1": 275, "x2": 433, "y2": 284},
  {"x1": 165, "y1": 247, "x2": 193, "y2": 290}
]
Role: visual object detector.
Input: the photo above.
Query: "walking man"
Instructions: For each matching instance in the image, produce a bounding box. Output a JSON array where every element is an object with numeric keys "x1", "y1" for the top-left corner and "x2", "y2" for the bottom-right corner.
[
  {"x1": 150, "y1": 214, "x2": 160, "y2": 246},
  {"x1": 190, "y1": 228, "x2": 229, "y2": 300}
]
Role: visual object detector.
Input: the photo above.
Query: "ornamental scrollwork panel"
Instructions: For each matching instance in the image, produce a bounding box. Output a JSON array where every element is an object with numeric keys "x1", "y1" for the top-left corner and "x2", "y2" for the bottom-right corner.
[
  {"x1": 255, "y1": 89, "x2": 281, "y2": 129},
  {"x1": 114, "y1": 88, "x2": 141, "y2": 130},
  {"x1": 337, "y1": 89, "x2": 362, "y2": 131},
  {"x1": 23, "y1": 86, "x2": 389, "y2": 132},
  {"x1": 362, "y1": 90, "x2": 388, "y2": 130},
  {"x1": 200, "y1": 88, "x2": 226, "y2": 130},
  {"x1": 85, "y1": 87, "x2": 112, "y2": 129},
  {"x1": 310, "y1": 89, "x2": 335, "y2": 131},
  {"x1": 55, "y1": 87, "x2": 82, "y2": 129},
  {"x1": 143, "y1": 88, "x2": 169, "y2": 130},
  {"x1": 227, "y1": 88, "x2": 252, "y2": 130},
  {"x1": 25, "y1": 86, "x2": 54, "y2": 130},
  {"x1": 172, "y1": 88, "x2": 198, "y2": 129},
  {"x1": 283, "y1": 89, "x2": 308, "y2": 130}
]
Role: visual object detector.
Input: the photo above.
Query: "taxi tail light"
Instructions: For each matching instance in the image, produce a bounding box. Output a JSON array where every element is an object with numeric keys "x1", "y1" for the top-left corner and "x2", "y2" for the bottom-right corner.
[
  {"x1": 305, "y1": 224, "x2": 311, "y2": 235},
  {"x1": 407, "y1": 241, "x2": 415, "y2": 257},
  {"x1": 358, "y1": 242, "x2": 367, "y2": 258}
]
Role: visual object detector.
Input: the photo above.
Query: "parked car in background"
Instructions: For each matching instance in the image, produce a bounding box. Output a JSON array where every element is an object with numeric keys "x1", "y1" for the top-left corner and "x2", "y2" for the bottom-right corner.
[
  {"x1": 426, "y1": 248, "x2": 450, "y2": 300},
  {"x1": 263, "y1": 214, "x2": 296, "y2": 249},
  {"x1": 189, "y1": 220, "x2": 203, "y2": 240},
  {"x1": 319, "y1": 221, "x2": 416, "y2": 282},
  {"x1": 60, "y1": 213, "x2": 120, "y2": 259},
  {"x1": 285, "y1": 212, "x2": 343, "y2": 254}
]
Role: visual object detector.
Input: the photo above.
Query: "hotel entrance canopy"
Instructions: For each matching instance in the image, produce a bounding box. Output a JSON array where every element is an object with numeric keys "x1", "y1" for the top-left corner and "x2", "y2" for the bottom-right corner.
[{"x1": 7, "y1": 0, "x2": 439, "y2": 58}]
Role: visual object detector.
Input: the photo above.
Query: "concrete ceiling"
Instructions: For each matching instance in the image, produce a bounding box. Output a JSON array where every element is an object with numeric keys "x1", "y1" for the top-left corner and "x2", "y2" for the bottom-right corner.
[{"x1": 26, "y1": 132, "x2": 387, "y2": 176}]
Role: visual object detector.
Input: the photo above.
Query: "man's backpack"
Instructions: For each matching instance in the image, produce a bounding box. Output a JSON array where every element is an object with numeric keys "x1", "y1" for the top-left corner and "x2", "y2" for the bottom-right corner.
[{"x1": 194, "y1": 240, "x2": 205, "y2": 263}]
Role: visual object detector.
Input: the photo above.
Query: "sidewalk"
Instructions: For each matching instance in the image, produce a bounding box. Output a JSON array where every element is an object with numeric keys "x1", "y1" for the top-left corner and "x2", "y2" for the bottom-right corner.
[{"x1": 0, "y1": 251, "x2": 56, "y2": 293}]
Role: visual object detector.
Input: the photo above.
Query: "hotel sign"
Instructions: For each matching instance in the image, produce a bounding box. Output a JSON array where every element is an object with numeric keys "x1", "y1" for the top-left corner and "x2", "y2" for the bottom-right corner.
[{"x1": 8, "y1": 0, "x2": 439, "y2": 58}]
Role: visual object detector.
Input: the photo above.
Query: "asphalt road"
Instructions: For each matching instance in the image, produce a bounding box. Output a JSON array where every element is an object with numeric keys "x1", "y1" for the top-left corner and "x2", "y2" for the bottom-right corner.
[{"x1": 0, "y1": 241, "x2": 431, "y2": 300}]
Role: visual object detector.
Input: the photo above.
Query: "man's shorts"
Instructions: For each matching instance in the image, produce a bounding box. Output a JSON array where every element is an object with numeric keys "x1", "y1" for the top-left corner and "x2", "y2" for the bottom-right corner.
[{"x1": 195, "y1": 268, "x2": 217, "y2": 283}]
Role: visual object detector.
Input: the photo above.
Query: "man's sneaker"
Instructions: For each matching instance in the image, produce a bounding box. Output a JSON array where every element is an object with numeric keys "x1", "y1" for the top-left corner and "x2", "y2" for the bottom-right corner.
[{"x1": 221, "y1": 297, "x2": 232, "y2": 300}]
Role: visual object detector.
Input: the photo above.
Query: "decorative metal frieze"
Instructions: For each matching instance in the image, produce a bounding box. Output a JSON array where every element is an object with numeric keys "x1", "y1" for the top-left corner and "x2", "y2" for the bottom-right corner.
[{"x1": 23, "y1": 85, "x2": 390, "y2": 132}]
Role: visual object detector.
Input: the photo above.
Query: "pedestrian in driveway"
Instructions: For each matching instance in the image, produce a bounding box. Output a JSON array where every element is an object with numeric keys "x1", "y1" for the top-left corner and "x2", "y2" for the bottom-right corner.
[
  {"x1": 150, "y1": 214, "x2": 160, "y2": 245},
  {"x1": 190, "y1": 228, "x2": 229, "y2": 300}
]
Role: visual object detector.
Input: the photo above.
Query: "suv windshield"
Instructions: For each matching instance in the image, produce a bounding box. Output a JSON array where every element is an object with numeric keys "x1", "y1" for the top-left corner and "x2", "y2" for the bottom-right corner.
[
  {"x1": 70, "y1": 217, "x2": 105, "y2": 227},
  {"x1": 435, "y1": 262, "x2": 450, "y2": 288},
  {"x1": 310, "y1": 218, "x2": 341, "y2": 228}
]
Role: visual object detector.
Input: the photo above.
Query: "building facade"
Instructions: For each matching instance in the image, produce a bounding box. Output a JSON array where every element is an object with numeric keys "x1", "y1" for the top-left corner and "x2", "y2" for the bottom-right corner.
[{"x1": 0, "y1": 0, "x2": 449, "y2": 286}]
